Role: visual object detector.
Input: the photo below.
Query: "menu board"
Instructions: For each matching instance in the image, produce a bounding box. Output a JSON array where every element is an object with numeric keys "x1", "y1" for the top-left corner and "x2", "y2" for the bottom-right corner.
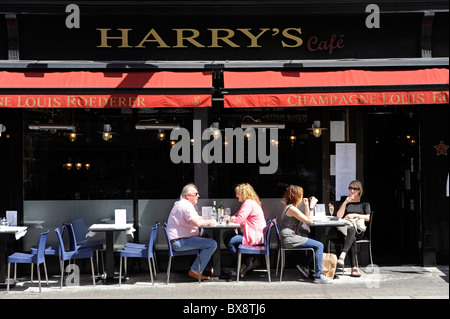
[{"x1": 335, "y1": 143, "x2": 356, "y2": 201}]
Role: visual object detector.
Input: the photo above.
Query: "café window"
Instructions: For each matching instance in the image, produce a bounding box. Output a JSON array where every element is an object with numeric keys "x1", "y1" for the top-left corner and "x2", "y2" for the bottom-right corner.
[
  {"x1": 23, "y1": 108, "x2": 195, "y2": 200},
  {"x1": 23, "y1": 108, "x2": 324, "y2": 200},
  {"x1": 208, "y1": 108, "x2": 323, "y2": 199}
]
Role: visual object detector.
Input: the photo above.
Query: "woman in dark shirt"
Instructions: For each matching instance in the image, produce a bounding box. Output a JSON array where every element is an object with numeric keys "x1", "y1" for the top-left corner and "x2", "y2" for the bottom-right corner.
[{"x1": 335, "y1": 180, "x2": 371, "y2": 277}]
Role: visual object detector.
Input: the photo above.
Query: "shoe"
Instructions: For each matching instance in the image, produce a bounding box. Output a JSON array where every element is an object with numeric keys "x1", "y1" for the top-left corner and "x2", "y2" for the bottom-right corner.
[
  {"x1": 350, "y1": 268, "x2": 361, "y2": 277},
  {"x1": 314, "y1": 274, "x2": 333, "y2": 284},
  {"x1": 296, "y1": 264, "x2": 309, "y2": 279},
  {"x1": 188, "y1": 269, "x2": 210, "y2": 281},
  {"x1": 242, "y1": 257, "x2": 260, "y2": 276},
  {"x1": 230, "y1": 264, "x2": 246, "y2": 277}
]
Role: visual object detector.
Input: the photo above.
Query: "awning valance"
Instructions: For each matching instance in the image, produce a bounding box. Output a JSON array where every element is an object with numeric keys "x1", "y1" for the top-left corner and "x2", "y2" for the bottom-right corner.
[
  {"x1": 222, "y1": 69, "x2": 449, "y2": 108},
  {"x1": 0, "y1": 71, "x2": 213, "y2": 108}
]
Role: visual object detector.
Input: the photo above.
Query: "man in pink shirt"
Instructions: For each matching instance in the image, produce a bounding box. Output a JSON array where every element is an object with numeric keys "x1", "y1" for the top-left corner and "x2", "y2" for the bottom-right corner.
[{"x1": 166, "y1": 184, "x2": 217, "y2": 280}]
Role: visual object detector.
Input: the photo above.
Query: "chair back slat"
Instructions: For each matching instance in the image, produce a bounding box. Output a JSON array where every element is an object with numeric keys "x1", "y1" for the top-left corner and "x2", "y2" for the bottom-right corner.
[
  {"x1": 263, "y1": 219, "x2": 273, "y2": 246},
  {"x1": 55, "y1": 227, "x2": 68, "y2": 259},
  {"x1": 35, "y1": 230, "x2": 49, "y2": 264},
  {"x1": 145, "y1": 223, "x2": 159, "y2": 258},
  {"x1": 62, "y1": 222, "x2": 78, "y2": 251},
  {"x1": 163, "y1": 223, "x2": 174, "y2": 257}
]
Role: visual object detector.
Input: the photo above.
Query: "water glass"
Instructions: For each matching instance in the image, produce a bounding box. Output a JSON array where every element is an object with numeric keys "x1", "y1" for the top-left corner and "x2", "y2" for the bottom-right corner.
[{"x1": 224, "y1": 208, "x2": 231, "y2": 224}]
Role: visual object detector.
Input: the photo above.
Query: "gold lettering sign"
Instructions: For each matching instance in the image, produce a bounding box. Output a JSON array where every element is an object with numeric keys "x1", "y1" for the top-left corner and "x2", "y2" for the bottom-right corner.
[
  {"x1": 230, "y1": 91, "x2": 449, "y2": 108},
  {"x1": 97, "y1": 27, "x2": 309, "y2": 50}
]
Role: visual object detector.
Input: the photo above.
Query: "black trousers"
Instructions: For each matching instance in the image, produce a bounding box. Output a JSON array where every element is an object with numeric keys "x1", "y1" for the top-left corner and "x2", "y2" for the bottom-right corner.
[{"x1": 328, "y1": 226, "x2": 358, "y2": 268}]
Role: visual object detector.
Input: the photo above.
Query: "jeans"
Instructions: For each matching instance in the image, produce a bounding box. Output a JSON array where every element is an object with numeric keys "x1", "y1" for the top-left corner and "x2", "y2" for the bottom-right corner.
[
  {"x1": 172, "y1": 236, "x2": 217, "y2": 274},
  {"x1": 223, "y1": 230, "x2": 243, "y2": 264},
  {"x1": 297, "y1": 238, "x2": 324, "y2": 278}
]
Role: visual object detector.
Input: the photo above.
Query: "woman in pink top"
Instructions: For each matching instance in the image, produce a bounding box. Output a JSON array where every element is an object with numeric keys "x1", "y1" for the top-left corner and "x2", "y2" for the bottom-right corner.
[{"x1": 224, "y1": 183, "x2": 266, "y2": 276}]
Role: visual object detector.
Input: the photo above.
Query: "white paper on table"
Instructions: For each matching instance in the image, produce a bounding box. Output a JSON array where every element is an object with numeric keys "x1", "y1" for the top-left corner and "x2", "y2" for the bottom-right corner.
[
  {"x1": 115, "y1": 209, "x2": 127, "y2": 226},
  {"x1": 314, "y1": 204, "x2": 326, "y2": 220},
  {"x1": 6, "y1": 211, "x2": 17, "y2": 226},
  {"x1": 202, "y1": 206, "x2": 213, "y2": 219}
]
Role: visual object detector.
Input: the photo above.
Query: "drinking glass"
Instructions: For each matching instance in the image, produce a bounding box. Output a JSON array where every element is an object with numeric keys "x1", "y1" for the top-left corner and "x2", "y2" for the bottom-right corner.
[
  {"x1": 224, "y1": 208, "x2": 231, "y2": 224},
  {"x1": 329, "y1": 204, "x2": 335, "y2": 216}
]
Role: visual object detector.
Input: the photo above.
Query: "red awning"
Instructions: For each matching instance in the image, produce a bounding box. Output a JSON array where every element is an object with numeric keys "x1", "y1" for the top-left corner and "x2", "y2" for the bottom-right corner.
[
  {"x1": 222, "y1": 69, "x2": 449, "y2": 107},
  {"x1": 0, "y1": 71, "x2": 213, "y2": 108}
]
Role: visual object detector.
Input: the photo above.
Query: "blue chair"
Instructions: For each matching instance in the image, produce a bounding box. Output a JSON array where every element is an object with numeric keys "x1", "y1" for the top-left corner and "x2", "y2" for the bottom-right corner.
[
  {"x1": 30, "y1": 225, "x2": 64, "y2": 256},
  {"x1": 272, "y1": 218, "x2": 315, "y2": 282},
  {"x1": 118, "y1": 223, "x2": 159, "y2": 285},
  {"x1": 236, "y1": 219, "x2": 275, "y2": 283},
  {"x1": 7, "y1": 230, "x2": 49, "y2": 293},
  {"x1": 163, "y1": 223, "x2": 201, "y2": 284},
  {"x1": 55, "y1": 226, "x2": 96, "y2": 288},
  {"x1": 123, "y1": 221, "x2": 160, "y2": 275},
  {"x1": 63, "y1": 222, "x2": 104, "y2": 275}
]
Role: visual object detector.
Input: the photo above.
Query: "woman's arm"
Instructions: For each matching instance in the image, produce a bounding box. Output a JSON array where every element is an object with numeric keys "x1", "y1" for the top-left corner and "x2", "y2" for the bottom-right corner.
[
  {"x1": 336, "y1": 200, "x2": 347, "y2": 219},
  {"x1": 286, "y1": 203, "x2": 313, "y2": 225},
  {"x1": 231, "y1": 199, "x2": 252, "y2": 224}
]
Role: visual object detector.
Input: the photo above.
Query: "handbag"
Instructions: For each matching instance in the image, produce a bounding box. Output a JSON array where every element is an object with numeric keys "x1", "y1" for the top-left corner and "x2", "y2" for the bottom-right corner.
[
  {"x1": 347, "y1": 217, "x2": 367, "y2": 234},
  {"x1": 322, "y1": 253, "x2": 337, "y2": 279}
]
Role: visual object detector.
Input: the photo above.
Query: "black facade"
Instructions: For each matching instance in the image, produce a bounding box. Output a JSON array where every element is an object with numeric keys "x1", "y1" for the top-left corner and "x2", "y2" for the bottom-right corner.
[{"x1": 0, "y1": 0, "x2": 448, "y2": 266}]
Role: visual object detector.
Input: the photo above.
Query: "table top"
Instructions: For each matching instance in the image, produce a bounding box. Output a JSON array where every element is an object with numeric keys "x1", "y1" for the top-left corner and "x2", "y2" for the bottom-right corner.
[
  {"x1": 89, "y1": 223, "x2": 134, "y2": 231},
  {"x1": 199, "y1": 222, "x2": 241, "y2": 229},
  {"x1": 309, "y1": 218, "x2": 349, "y2": 227},
  {"x1": 0, "y1": 226, "x2": 28, "y2": 233},
  {"x1": 0, "y1": 226, "x2": 28, "y2": 240}
]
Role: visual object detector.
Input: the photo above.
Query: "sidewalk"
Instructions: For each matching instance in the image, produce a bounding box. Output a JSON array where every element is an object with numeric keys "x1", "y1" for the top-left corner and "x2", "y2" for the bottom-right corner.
[{"x1": 1, "y1": 265, "x2": 448, "y2": 300}]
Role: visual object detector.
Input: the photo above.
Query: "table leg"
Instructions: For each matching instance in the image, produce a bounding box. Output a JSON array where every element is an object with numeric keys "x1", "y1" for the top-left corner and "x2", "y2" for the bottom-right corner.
[
  {"x1": 105, "y1": 231, "x2": 115, "y2": 280},
  {"x1": 211, "y1": 229, "x2": 221, "y2": 276},
  {"x1": 0, "y1": 234, "x2": 7, "y2": 283},
  {"x1": 0, "y1": 233, "x2": 15, "y2": 289}
]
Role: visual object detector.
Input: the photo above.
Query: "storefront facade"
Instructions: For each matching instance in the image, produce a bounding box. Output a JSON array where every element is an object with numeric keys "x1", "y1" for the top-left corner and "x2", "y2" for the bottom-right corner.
[{"x1": 0, "y1": 0, "x2": 448, "y2": 266}]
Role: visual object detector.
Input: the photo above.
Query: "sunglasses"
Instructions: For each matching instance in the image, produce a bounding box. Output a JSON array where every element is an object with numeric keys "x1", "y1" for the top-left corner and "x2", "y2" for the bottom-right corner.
[
  {"x1": 188, "y1": 192, "x2": 199, "y2": 196},
  {"x1": 348, "y1": 187, "x2": 360, "y2": 191}
]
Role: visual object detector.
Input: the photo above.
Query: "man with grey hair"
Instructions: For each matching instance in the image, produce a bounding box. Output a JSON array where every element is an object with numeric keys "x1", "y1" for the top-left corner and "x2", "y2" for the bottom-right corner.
[{"x1": 167, "y1": 183, "x2": 217, "y2": 280}]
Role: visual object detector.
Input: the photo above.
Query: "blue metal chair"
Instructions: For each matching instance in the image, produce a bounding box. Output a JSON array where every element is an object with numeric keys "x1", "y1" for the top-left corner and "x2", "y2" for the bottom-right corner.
[
  {"x1": 30, "y1": 225, "x2": 64, "y2": 256},
  {"x1": 63, "y1": 222, "x2": 104, "y2": 275},
  {"x1": 7, "y1": 230, "x2": 49, "y2": 293},
  {"x1": 272, "y1": 218, "x2": 315, "y2": 282},
  {"x1": 118, "y1": 223, "x2": 159, "y2": 285},
  {"x1": 236, "y1": 219, "x2": 275, "y2": 283},
  {"x1": 123, "y1": 221, "x2": 160, "y2": 275},
  {"x1": 54, "y1": 226, "x2": 96, "y2": 288},
  {"x1": 163, "y1": 223, "x2": 201, "y2": 284}
]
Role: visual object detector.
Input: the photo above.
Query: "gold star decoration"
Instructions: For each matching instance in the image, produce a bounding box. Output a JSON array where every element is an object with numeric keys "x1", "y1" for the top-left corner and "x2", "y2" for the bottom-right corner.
[{"x1": 434, "y1": 140, "x2": 449, "y2": 156}]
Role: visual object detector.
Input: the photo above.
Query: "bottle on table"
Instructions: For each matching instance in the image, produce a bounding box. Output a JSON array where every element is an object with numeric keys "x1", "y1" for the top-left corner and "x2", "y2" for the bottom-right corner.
[
  {"x1": 218, "y1": 201, "x2": 224, "y2": 224},
  {"x1": 212, "y1": 200, "x2": 217, "y2": 221}
]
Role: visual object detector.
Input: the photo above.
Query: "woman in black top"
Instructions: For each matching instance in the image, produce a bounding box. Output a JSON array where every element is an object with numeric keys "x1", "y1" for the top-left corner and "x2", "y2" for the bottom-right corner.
[{"x1": 335, "y1": 180, "x2": 371, "y2": 277}]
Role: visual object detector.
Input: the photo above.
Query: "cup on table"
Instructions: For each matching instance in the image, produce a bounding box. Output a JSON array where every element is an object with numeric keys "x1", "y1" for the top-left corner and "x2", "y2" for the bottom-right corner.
[{"x1": 224, "y1": 208, "x2": 231, "y2": 225}]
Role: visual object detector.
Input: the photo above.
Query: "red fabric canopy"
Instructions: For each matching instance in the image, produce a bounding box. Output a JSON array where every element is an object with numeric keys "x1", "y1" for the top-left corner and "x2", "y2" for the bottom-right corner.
[
  {"x1": 223, "y1": 69, "x2": 449, "y2": 107},
  {"x1": 0, "y1": 71, "x2": 213, "y2": 108}
]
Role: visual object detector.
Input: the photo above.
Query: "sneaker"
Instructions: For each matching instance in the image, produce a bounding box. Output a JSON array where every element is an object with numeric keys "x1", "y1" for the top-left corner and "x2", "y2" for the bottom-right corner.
[
  {"x1": 296, "y1": 264, "x2": 309, "y2": 279},
  {"x1": 314, "y1": 274, "x2": 333, "y2": 284}
]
